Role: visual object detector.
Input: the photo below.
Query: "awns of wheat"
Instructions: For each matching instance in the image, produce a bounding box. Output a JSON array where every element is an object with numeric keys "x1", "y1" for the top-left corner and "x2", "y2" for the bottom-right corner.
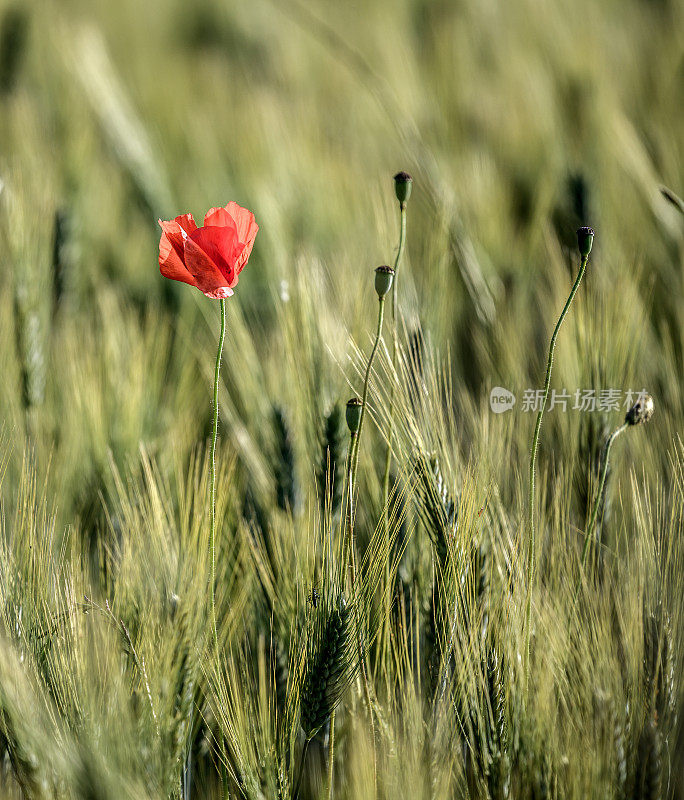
[
  {"x1": 299, "y1": 593, "x2": 356, "y2": 741},
  {"x1": 414, "y1": 453, "x2": 457, "y2": 567},
  {"x1": 414, "y1": 453, "x2": 457, "y2": 693}
]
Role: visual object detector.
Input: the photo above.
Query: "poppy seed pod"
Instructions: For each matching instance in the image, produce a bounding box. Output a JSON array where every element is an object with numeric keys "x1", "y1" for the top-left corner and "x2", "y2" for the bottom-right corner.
[
  {"x1": 394, "y1": 171, "x2": 413, "y2": 205},
  {"x1": 345, "y1": 397, "x2": 363, "y2": 434},
  {"x1": 374, "y1": 265, "x2": 395, "y2": 298},
  {"x1": 577, "y1": 226, "x2": 594, "y2": 258},
  {"x1": 625, "y1": 394, "x2": 654, "y2": 426}
]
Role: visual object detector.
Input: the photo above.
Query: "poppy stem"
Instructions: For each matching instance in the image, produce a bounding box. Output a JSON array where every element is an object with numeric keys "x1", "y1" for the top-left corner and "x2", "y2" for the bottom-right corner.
[
  {"x1": 342, "y1": 431, "x2": 357, "y2": 580},
  {"x1": 294, "y1": 738, "x2": 310, "y2": 800},
  {"x1": 210, "y1": 298, "x2": 226, "y2": 663},
  {"x1": 380, "y1": 199, "x2": 407, "y2": 676},
  {"x1": 382, "y1": 202, "x2": 407, "y2": 527},
  {"x1": 525, "y1": 253, "x2": 588, "y2": 693},
  {"x1": 350, "y1": 295, "x2": 385, "y2": 486},
  {"x1": 579, "y1": 422, "x2": 627, "y2": 573},
  {"x1": 346, "y1": 294, "x2": 384, "y2": 798},
  {"x1": 327, "y1": 710, "x2": 335, "y2": 800}
]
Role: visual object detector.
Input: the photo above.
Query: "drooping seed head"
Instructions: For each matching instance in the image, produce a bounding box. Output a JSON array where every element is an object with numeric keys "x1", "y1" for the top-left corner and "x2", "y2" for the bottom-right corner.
[
  {"x1": 374, "y1": 265, "x2": 395, "y2": 298},
  {"x1": 345, "y1": 397, "x2": 363, "y2": 434},
  {"x1": 625, "y1": 394, "x2": 654, "y2": 426},
  {"x1": 577, "y1": 226, "x2": 595, "y2": 258},
  {"x1": 394, "y1": 171, "x2": 413, "y2": 206}
]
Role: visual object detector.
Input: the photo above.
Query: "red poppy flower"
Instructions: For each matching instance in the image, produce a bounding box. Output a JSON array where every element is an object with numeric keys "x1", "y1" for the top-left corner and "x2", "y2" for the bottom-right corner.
[{"x1": 158, "y1": 202, "x2": 258, "y2": 299}]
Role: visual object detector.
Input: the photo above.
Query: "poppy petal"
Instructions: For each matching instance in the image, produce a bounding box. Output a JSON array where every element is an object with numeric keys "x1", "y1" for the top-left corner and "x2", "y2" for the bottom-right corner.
[
  {"x1": 159, "y1": 214, "x2": 197, "y2": 262},
  {"x1": 204, "y1": 203, "x2": 258, "y2": 278},
  {"x1": 225, "y1": 201, "x2": 258, "y2": 248},
  {"x1": 205, "y1": 202, "x2": 257, "y2": 244},
  {"x1": 234, "y1": 234, "x2": 257, "y2": 274},
  {"x1": 184, "y1": 225, "x2": 240, "y2": 297},
  {"x1": 174, "y1": 213, "x2": 197, "y2": 235},
  {"x1": 189, "y1": 224, "x2": 240, "y2": 279},
  {"x1": 159, "y1": 222, "x2": 197, "y2": 288},
  {"x1": 203, "y1": 206, "x2": 231, "y2": 228},
  {"x1": 159, "y1": 205, "x2": 255, "y2": 297}
]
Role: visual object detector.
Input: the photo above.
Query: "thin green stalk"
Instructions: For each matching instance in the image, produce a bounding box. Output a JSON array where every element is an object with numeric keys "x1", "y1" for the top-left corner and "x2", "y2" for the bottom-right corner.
[
  {"x1": 210, "y1": 298, "x2": 226, "y2": 662},
  {"x1": 342, "y1": 432, "x2": 357, "y2": 579},
  {"x1": 210, "y1": 299, "x2": 228, "y2": 798},
  {"x1": 294, "y1": 739, "x2": 309, "y2": 800},
  {"x1": 341, "y1": 426, "x2": 377, "y2": 792},
  {"x1": 350, "y1": 296, "x2": 386, "y2": 487},
  {"x1": 346, "y1": 293, "x2": 385, "y2": 798},
  {"x1": 344, "y1": 426, "x2": 377, "y2": 770},
  {"x1": 380, "y1": 203, "x2": 407, "y2": 674},
  {"x1": 580, "y1": 422, "x2": 627, "y2": 569},
  {"x1": 525, "y1": 254, "x2": 588, "y2": 686},
  {"x1": 327, "y1": 711, "x2": 336, "y2": 800},
  {"x1": 382, "y1": 203, "x2": 407, "y2": 518}
]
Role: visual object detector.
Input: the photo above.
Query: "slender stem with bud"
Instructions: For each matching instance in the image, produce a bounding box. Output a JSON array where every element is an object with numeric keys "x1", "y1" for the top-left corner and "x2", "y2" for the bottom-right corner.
[
  {"x1": 580, "y1": 422, "x2": 627, "y2": 569},
  {"x1": 578, "y1": 393, "x2": 653, "y2": 584},
  {"x1": 345, "y1": 291, "x2": 387, "y2": 799},
  {"x1": 525, "y1": 251, "x2": 588, "y2": 687}
]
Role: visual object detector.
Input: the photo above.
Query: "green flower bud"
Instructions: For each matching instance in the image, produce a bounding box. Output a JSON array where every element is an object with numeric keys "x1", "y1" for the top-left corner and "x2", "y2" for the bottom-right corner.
[
  {"x1": 345, "y1": 397, "x2": 363, "y2": 434},
  {"x1": 577, "y1": 226, "x2": 594, "y2": 258},
  {"x1": 394, "y1": 171, "x2": 413, "y2": 206},
  {"x1": 625, "y1": 394, "x2": 654, "y2": 426},
  {"x1": 374, "y1": 265, "x2": 395, "y2": 298}
]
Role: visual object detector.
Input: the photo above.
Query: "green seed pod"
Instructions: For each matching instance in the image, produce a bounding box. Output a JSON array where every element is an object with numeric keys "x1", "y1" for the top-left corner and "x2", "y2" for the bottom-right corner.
[
  {"x1": 625, "y1": 394, "x2": 654, "y2": 426},
  {"x1": 374, "y1": 265, "x2": 395, "y2": 298},
  {"x1": 345, "y1": 397, "x2": 362, "y2": 434},
  {"x1": 576, "y1": 226, "x2": 594, "y2": 258},
  {"x1": 394, "y1": 171, "x2": 413, "y2": 206}
]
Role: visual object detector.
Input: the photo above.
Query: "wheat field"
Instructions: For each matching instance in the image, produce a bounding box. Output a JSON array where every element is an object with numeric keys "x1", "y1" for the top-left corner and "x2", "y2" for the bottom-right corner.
[{"x1": 0, "y1": 0, "x2": 682, "y2": 797}]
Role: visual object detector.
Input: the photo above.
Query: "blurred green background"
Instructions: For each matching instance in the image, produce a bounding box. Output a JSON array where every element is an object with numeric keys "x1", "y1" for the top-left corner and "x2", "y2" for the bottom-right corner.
[{"x1": 1, "y1": 0, "x2": 682, "y2": 498}]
